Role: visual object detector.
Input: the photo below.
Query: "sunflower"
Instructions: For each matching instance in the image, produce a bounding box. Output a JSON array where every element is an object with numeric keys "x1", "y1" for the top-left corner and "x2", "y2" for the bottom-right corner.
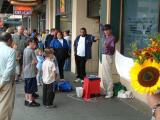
[{"x1": 130, "y1": 60, "x2": 160, "y2": 94}]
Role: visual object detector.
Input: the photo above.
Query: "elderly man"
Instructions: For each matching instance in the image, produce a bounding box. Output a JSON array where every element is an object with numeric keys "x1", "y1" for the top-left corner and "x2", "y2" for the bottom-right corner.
[
  {"x1": 0, "y1": 32, "x2": 16, "y2": 120},
  {"x1": 12, "y1": 25, "x2": 28, "y2": 82}
]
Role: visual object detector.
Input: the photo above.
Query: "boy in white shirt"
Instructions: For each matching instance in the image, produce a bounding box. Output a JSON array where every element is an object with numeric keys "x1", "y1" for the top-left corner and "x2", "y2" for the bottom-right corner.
[{"x1": 42, "y1": 48, "x2": 58, "y2": 108}]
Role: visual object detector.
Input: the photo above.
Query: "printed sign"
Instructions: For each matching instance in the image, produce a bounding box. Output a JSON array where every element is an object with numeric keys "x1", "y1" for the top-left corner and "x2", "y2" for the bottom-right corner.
[{"x1": 13, "y1": 6, "x2": 33, "y2": 15}]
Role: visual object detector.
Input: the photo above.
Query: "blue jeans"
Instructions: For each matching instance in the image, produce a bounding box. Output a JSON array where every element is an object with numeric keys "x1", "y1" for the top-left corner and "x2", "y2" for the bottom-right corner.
[{"x1": 64, "y1": 58, "x2": 71, "y2": 71}]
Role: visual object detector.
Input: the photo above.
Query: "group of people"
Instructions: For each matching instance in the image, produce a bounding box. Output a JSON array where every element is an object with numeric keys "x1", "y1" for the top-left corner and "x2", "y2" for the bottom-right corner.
[
  {"x1": 1, "y1": 22, "x2": 160, "y2": 120},
  {"x1": 0, "y1": 20, "x2": 118, "y2": 119},
  {"x1": 0, "y1": 25, "x2": 72, "y2": 120}
]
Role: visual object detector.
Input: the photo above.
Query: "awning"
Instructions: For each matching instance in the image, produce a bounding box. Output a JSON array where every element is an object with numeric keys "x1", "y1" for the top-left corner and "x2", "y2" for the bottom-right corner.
[{"x1": 9, "y1": 0, "x2": 41, "y2": 6}]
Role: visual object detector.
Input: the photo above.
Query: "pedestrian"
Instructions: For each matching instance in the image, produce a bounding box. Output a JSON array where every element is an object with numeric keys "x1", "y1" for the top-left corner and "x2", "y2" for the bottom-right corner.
[
  {"x1": 50, "y1": 31, "x2": 69, "y2": 80},
  {"x1": 63, "y1": 30, "x2": 71, "y2": 71},
  {"x1": 100, "y1": 24, "x2": 116, "y2": 98},
  {"x1": 45, "y1": 28, "x2": 58, "y2": 48},
  {"x1": 35, "y1": 48, "x2": 44, "y2": 86},
  {"x1": 23, "y1": 38, "x2": 40, "y2": 107},
  {"x1": 31, "y1": 29, "x2": 37, "y2": 38},
  {"x1": 41, "y1": 31, "x2": 47, "y2": 45},
  {"x1": 74, "y1": 27, "x2": 98, "y2": 82},
  {"x1": 0, "y1": 32, "x2": 16, "y2": 120},
  {"x1": 12, "y1": 42, "x2": 21, "y2": 83},
  {"x1": 37, "y1": 34, "x2": 44, "y2": 50},
  {"x1": 12, "y1": 25, "x2": 29, "y2": 83},
  {"x1": 42, "y1": 48, "x2": 58, "y2": 108}
]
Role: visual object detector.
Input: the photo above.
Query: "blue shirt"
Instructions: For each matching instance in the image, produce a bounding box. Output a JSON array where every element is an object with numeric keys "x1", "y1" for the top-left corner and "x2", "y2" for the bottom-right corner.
[
  {"x1": 50, "y1": 39, "x2": 69, "y2": 59},
  {"x1": 50, "y1": 39, "x2": 69, "y2": 49},
  {"x1": 0, "y1": 42, "x2": 16, "y2": 85},
  {"x1": 36, "y1": 56, "x2": 44, "y2": 70}
]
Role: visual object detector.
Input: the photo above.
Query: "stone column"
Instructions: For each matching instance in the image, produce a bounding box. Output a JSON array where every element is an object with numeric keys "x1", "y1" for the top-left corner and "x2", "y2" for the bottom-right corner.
[{"x1": 45, "y1": 0, "x2": 56, "y2": 30}]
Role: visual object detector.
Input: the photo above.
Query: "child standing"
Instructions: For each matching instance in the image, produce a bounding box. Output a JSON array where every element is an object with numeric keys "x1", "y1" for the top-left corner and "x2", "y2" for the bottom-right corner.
[
  {"x1": 23, "y1": 39, "x2": 40, "y2": 107},
  {"x1": 42, "y1": 48, "x2": 58, "y2": 108},
  {"x1": 36, "y1": 48, "x2": 44, "y2": 86}
]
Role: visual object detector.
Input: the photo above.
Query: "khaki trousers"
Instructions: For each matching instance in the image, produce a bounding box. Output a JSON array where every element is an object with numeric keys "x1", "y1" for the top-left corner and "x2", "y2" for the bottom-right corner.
[
  {"x1": 0, "y1": 82, "x2": 15, "y2": 120},
  {"x1": 102, "y1": 54, "x2": 114, "y2": 96}
]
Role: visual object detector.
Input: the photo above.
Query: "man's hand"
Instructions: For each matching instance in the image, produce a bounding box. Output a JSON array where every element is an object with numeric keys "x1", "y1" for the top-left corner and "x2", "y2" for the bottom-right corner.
[
  {"x1": 94, "y1": 36, "x2": 99, "y2": 41},
  {"x1": 95, "y1": 19, "x2": 100, "y2": 24}
]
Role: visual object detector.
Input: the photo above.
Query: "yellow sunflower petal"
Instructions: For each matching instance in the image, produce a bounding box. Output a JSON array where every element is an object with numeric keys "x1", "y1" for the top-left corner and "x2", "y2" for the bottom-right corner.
[{"x1": 130, "y1": 59, "x2": 160, "y2": 94}]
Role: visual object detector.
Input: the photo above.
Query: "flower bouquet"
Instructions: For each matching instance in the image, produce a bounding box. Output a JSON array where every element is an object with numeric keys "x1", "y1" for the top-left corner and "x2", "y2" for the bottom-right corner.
[{"x1": 130, "y1": 34, "x2": 160, "y2": 94}]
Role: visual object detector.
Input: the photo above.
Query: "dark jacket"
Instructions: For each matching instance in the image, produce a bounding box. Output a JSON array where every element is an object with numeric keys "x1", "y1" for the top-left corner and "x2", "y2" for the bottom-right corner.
[
  {"x1": 50, "y1": 39, "x2": 69, "y2": 59},
  {"x1": 74, "y1": 34, "x2": 96, "y2": 60},
  {"x1": 45, "y1": 34, "x2": 54, "y2": 48}
]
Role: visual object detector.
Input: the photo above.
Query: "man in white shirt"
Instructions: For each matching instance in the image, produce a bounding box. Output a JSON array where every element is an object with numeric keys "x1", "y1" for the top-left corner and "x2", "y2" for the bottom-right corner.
[
  {"x1": 74, "y1": 28, "x2": 98, "y2": 82},
  {"x1": 0, "y1": 32, "x2": 16, "y2": 120}
]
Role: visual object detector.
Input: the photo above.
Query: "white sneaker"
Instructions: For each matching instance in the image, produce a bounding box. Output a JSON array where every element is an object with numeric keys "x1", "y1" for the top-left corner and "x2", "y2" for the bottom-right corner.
[
  {"x1": 40, "y1": 82, "x2": 43, "y2": 86},
  {"x1": 60, "y1": 79, "x2": 65, "y2": 81},
  {"x1": 80, "y1": 80, "x2": 84, "y2": 83},
  {"x1": 74, "y1": 78, "x2": 81, "y2": 83},
  {"x1": 105, "y1": 95, "x2": 113, "y2": 99}
]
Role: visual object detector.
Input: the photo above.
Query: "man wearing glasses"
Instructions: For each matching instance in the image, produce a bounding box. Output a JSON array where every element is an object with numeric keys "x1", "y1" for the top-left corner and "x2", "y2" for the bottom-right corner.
[{"x1": 12, "y1": 25, "x2": 28, "y2": 83}]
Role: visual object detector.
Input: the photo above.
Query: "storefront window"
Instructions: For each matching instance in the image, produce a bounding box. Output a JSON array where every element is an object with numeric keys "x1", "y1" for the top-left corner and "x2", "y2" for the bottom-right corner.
[{"x1": 123, "y1": 0, "x2": 160, "y2": 56}]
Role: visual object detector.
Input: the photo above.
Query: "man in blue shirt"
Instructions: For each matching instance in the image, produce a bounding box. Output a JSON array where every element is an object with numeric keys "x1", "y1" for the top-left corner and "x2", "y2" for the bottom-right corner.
[{"x1": 0, "y1": 32, "x2": 16, "y2": 120}]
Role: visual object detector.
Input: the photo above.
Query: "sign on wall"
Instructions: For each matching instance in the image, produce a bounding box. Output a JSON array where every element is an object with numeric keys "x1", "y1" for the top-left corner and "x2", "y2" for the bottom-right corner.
[
  {"x1": 60, "y1": 0, "x2": 65, "y2": 14},
  {"x1": 13, "y1": 6, "x2": 33, "y2": 15}
]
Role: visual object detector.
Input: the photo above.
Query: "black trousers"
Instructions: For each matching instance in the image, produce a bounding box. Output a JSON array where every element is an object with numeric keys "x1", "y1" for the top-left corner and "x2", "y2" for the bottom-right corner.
[
  {"x1": 75, "y1": 55, "x2": 87, "y2": 80},
  {"x1": 43, "y1": 82, "x2": 56, "y2": 106},
  {"x1": 56, "y1": 57, "x2": 65, "y2": 79}
]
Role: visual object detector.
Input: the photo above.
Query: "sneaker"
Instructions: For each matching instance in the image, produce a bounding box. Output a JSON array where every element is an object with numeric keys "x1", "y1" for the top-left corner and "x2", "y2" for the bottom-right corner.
[
  {"x1": 46, "y1": 104, "x2": 57, "y2": 109},
  {"x1": 37, "y1": 82, "x2": 40, "y2": 86},
  {"x1": 80, "y1": 80, "x2": 84, "y2": 84},
  {"x1": 60, "y1": 79, "x2": 65, "y2": 81},
  {"x1": 40, "y1": 82, "x2": 43, "y2": 86},
  {"x1": 24, "y1": 100, "x2": 29, "y2": 106},
  {"x1": 74, "y1": 78, "x2": 81, "y2": 83},
  {"x1": 105, "y1": 95, "x2": 113, "y2": 99},
  {"x1": 28, "y1": 101, "x2": 40, "y2": 107}
]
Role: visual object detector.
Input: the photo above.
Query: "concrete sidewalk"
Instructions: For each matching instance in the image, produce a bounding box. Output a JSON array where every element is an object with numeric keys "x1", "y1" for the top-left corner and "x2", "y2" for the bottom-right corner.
[{"x1": 12, "y1": 72, "x2": 151, "y2": 120}]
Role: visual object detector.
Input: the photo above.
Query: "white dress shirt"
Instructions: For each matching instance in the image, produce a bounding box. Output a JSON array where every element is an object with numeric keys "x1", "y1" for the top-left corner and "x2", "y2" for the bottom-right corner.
[
  {"x1": 0, "y1": 42, "x2": 16, "y2": 85},
  {"x1": 58, "y1": 39, "x2": 63, "y2": 46}
]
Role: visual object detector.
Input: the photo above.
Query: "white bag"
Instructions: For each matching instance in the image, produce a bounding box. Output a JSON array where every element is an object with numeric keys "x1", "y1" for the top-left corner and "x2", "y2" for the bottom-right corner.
[{"x1": 76, "y1": 87, "x2": 83, "y2": 98}]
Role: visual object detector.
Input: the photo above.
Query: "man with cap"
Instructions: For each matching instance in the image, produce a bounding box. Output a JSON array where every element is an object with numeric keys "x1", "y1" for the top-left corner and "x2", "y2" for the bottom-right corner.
[{"x1": 100, "y1": 23, "x2": 116, "y2": 98}]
